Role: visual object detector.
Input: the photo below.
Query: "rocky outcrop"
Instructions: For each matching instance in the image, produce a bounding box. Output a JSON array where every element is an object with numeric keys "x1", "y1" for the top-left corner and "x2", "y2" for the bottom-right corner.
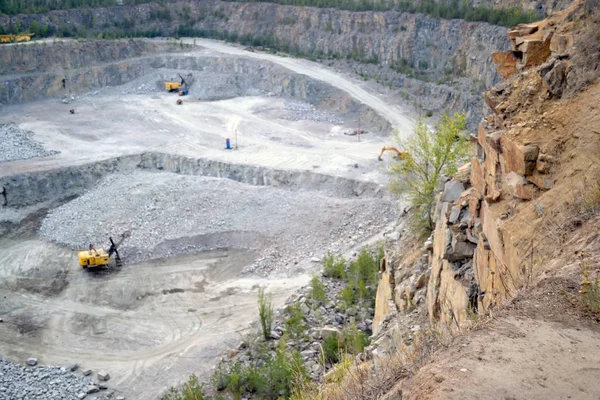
[{"x1": 426, "y1": 0, "x2": 600, "y2": 326}]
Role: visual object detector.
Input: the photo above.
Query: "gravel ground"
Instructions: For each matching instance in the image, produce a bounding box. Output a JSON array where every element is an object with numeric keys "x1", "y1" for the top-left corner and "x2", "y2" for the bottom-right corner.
[
  {"x1": 0, "y1": 124, "x2": 59, "y2": 163},
  {"x1": 0, "y1": 360, "x2": 116, "y2": 400},
  {"x1": 40, "y1": 170, "x2": 396, "y2": 274},
  {"x1": 284, "y1": 100, "x2": 344, "y2": 124}
]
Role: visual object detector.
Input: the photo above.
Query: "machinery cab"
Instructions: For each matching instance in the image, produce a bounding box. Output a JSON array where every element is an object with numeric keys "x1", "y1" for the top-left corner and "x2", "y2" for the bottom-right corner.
[
  {"x1": 78, "y1": 247, "x2": 110, "y2": 268},
  {"x1": 165, "y1": 82, "x2": 182, "y2": 92}
]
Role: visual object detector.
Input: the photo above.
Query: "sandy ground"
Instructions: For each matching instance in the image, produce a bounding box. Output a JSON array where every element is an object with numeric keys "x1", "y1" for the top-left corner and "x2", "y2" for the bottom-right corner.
[{"x1": 0, "y1": 39, "x2": 409, "y2": 398}]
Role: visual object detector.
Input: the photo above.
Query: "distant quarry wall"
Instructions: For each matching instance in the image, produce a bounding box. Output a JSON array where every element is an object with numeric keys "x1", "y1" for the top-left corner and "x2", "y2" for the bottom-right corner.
[
  {"x1": 0, "y1": 0, "x2": 512, "y2": 126},
  {"x1": 0, "y1": 39, "x2": 389, "y2": 131}
]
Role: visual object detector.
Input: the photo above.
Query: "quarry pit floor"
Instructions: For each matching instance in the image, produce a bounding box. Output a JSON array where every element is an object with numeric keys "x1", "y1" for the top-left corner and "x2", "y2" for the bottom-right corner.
[{"x1": 0, "y1": 40, "x2": 407, "y2": 398}]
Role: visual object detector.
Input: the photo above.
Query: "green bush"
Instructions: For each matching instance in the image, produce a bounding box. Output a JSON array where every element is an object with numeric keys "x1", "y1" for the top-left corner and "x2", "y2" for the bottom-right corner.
[
  {"x1": 257, "y1": 288, "x2": 274, "y2": 340},
  {"x1": 323, "y1": 253, "x2": 346, "y2": 279},
  {"x1": 285, "y1": 303, "x2": 307, "y2": 339},
  {"x1": 164, "y1": 374, "x2": 222, "y2": 400},
  {"x1": 343, "y1": 324, "x2": 370, "y2": 355},
  {"x1": 322, "y1": 333, "x2": 342, "y2": 364},
  {"x1": 310, "y1": 275, "x2": 327, "y2": 305},
  {"x1": 212, "y1": 345, "x2": 307, "y2": 399}
]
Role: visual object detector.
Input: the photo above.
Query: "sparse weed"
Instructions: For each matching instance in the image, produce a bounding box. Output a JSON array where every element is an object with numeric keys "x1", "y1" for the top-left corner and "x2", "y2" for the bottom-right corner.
[
  {"x1": 285, "y1": 302, "x2": 307, "y2": 340},
  {"x1": 257, "y1": 288, "x2": 274, "y2": 341},
  {"x1": 579, "y1": 251, "x2": 600, "y2": 314}
]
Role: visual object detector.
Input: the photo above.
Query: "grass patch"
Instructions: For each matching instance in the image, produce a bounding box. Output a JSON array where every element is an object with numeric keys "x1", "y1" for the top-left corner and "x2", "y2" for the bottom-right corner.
[{"x1": 258, "y1": 288, "x2": 274, "y2": 340}]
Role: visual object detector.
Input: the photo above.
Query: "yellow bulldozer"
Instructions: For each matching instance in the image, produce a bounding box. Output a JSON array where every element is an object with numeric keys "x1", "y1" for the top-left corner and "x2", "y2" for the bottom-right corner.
[
  {"x1": 78, "y1": 231, "x2": 130, "y2": 269},
  {"x1": 0, "y1": 33, "x2": 34, "y2": 44}
]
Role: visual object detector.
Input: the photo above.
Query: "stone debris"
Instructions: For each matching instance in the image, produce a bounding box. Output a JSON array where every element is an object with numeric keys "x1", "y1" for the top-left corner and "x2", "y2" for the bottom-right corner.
[
  {"x1": 97, "y1": 371, "x2": 110, "y2": 382},
  {"x1": 0, "y1": 359, "x2": 115, "y2": 400},
  {"x1": 0, "y1": 123, "x2": 59, "y2": 163},
  {"x1": 40, "y1": 171, "x2": 395, "y2": 275},
  {"x1": 283, "y1": 100, "x2": 344, "y2": 124}
]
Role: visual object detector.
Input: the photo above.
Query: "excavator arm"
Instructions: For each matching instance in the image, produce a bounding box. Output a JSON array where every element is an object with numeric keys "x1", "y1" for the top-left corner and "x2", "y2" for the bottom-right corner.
[{"x1": 378, "y1": 146, "x2": 410, "y2": 161}]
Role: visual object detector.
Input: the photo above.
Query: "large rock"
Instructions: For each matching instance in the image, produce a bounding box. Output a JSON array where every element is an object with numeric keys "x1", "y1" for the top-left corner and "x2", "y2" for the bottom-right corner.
[
  {"x1": 500, "y1": 136, "x2": 539, "y2": 176},
  {"x1": 320, "y1": 326, "x2": 343, "y2": 341},
  {"x1": 26, "y1": 357, "x2": 37, "y2": 366},
  {"x1": 505, "y1": 172, "x2": 536, "y2": 200},
  {"x1": 492, "y1": 51, "x2": 519, "y2": 79},
  {"x1": 542, "y1": 60, "x2": 567, "y2": 97},
  {"x1": 97, "y1": 371, "x2": 110, "y2": 381},
  {"x1": 518, "y1": 35, "x2": 553, "y2": 68},
  {"x1": 442, "y1": 180, "x2": 465, "y2": 202}
]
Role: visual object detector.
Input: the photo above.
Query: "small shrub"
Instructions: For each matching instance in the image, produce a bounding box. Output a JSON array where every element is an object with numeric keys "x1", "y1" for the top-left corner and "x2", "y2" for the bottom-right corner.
[
  {"x1": 257, "y1": 288, "x2": 274, "y2": 340},
  {"x1": 338, "y1": 285, "x2": 355, "y2": 310},
  {"x1": 310, "y1": 276, "x2": 327, "y2": 305},
  {"x1": 285, "y1": 303, "x2": 307, "y2": 339},
  {"x1": 164, "y1": 374, "x2": 215, "y2": 400},
  {"x1": 579, "y1": 251, "x2": 600, "y2": 314},
  {"x1": 425, "y1": 109, "x2": 434, "y2": 117},
  {"x1": 322, "y1": 333, "x2": 342, "y2": 364},
  {"x1": 343, "y1": 324, "x2": 370, "y2": 355},
  {"x1": 323, "y1": 253, "x2": 346, "y2": 279}
]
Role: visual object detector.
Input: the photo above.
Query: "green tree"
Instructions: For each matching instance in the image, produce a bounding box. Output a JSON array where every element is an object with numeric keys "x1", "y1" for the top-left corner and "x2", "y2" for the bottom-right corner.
[{"x1": 389, "y1": 113, "x2": 469, "y2": 236}]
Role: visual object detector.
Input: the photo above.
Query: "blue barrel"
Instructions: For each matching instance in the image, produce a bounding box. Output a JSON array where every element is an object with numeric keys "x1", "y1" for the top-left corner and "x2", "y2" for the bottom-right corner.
[{"x1": 225, "y1": 138, "x2": 231, "y2": 149}]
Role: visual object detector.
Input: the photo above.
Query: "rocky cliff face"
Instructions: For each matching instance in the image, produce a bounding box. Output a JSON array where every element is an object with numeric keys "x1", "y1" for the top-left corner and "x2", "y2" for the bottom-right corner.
[
  {"x1": 373, "y1": 0, "x2": 599, "y2": 338},
  {"x1": 0, "y1": 0, "x2": 511, "y2": 126}
]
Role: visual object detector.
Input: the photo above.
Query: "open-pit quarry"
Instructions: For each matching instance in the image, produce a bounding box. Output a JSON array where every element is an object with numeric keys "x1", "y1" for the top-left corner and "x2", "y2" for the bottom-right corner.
[{"x1": 0, "y1": 38, "x2": 412, "y2": 399}]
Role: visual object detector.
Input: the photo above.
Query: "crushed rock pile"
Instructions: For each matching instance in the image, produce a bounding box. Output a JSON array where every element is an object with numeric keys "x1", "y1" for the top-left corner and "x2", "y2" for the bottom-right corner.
[
  {"x1": 0, "y1": 360, "x2": 116, "y2": 400},
  {"x1": 0, "y1": 124, "x2": 59, "y2": 163},
  {"x1": 284, "y1": 100, "x2": 344, "y2": 125},
  {"x1": 40, "y1": 171, "x2": 395, "y2": 273}
]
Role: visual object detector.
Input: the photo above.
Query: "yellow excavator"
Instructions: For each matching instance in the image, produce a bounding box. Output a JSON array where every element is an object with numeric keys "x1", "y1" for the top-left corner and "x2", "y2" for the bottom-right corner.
[
  {"x1": 78, "y1": 231, "x2": 130, "y2": 269},
  {"x1": 165, "y1": 74, "x2": 188, "y2": 94},
  {"x1": 378, "y1": 146, "x2": 410, "y2": 161},
  {"x1": 0, "y1": 33, "x2": 34, "y2": 44}
]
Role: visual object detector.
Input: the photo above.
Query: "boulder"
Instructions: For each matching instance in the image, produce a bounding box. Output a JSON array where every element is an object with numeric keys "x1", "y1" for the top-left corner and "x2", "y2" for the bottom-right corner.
[
  {"x1": 542, "y1": 60, "x2": 566, "y2": 97},
  {"x1": 527, "y1": 173, "x2": 554, "y2": 190},
  {"x1": 505, "y1": 172, "x2": 535, "y2": 200},
  {"x1": 455, "y1": 163, "x2": 472, "y2": 184},
  {"x1": 26, "y1": 358, "x2": 37, "y2": 366},
  {"x1": 86, "y1": 386, "x2": 99, "y2": 394},
  {"x1": 69, "y1": 363, "x2": 79, "y2": 372},
  {"x1": 442, "y1": 180, "x2": 465, "y2": 202},
  {"x1": 519, "y1": 34, "x2": 553, "y2": 68},
  {"x1": 501, "y1": 137, "x2": 538, "y2": 176},
  {"x1": 320, "y1": 326, "x2": 342, "y2": 341},
  {"x1": 491, "y1": 51, "x2": 519, "y2": 79},
  {"x1": 82, "y1": 369, "x2": 92, "y2": 376},
  {"x1": 97, "y1": 371, "x2": 110, "y2": 381}
]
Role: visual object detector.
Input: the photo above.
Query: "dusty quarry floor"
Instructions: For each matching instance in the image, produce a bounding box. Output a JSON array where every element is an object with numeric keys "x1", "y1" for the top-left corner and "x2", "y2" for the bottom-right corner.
[{"x1": 0, "y1": 39, "x2": 409, "y2": 398}]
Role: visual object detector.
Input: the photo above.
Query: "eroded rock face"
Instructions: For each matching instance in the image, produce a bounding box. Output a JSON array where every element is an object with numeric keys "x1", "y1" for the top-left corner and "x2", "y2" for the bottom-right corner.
[{"x1": 423, "y1": 0, "x2": 597, "y2": 328}]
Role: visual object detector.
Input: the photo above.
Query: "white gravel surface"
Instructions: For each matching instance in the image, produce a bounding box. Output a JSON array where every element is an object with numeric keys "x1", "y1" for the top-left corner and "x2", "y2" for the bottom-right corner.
[
  {"x1": 40, "y1": 170, "x2": 396, "y2": 274},
  {"x1": 0, "y1": 124, "x2": 58, "y2": 163},
  {"x1": 0, "y1": 360, "x2": 111, "y2": 400}
]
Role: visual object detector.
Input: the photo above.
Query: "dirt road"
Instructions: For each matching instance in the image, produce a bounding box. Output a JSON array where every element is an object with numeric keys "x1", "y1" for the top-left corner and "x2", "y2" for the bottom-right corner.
[{"x1": 186, "y1": 38, "x2": 415, "y2": 137}]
